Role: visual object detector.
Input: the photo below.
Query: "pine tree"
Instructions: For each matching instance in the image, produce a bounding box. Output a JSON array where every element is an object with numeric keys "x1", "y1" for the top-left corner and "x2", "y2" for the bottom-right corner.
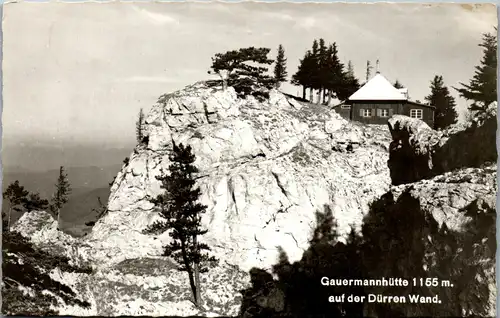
[
  {"x1": 291, "y1": 51, "x2": 310, "y2": 99},
  {"x1": 339, "y1": 61, "x2": 361, "y2": 102},
  {"x1": 365, "y1": 60, "x2": 373, "y2": 82},
  {"x1": 136, "y1": 108, "x2": 145, "y2": 144},
  {"x1": 291, "y1": 51, "x2": 317, "y2": 101},
  {"x1": 455, "y1": 30, "x2": 497, "y2": 112},
  {"x1": 273, "y1": 44, "x2": 288, "y2": 88},
  {"x1": 393, "y1": 80, "x2": 404, "y2": 89},
  {"x1": 425, "y1": 75, "x2": 458, "y2": 130},
  {"x1": 323, "y1": 43, "x2": 345, "y2": 104},
  {"x1": 310, "y1": 40, "x2": 320, "y2": 102},
  {"x1": 50, "y1": 166, "x2": 71, "y2": 227},
  {"x1": 144, "y1": 143, "x2": 218, "y2": 308},
  {"x1": 315, "y1": 38, "x2": 329, "y2": 104},
  {"x1": 209, "y1": 47, "x2": 275, "y2": 101},
  {"x1": 2, "y1": 181, "x2": 29, "y2": 231},
  {"x1": 293, "y1": 41, "x2": 359, "y2": 104}
]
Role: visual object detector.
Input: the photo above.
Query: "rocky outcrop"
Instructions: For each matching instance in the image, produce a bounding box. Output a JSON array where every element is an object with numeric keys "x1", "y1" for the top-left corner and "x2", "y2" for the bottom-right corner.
[
  {"x1": 89, "y1": 82, "x2": 392, "y2": 272},
  {"x1": 12, "y1": 81, "x2": 496, "y2": 317},
  {"x1": 387, "y1": 103, "x2": 497, "y2": 185},
  {"x1": 11, "y1": 82, "x2": 392, "y2": 316}
]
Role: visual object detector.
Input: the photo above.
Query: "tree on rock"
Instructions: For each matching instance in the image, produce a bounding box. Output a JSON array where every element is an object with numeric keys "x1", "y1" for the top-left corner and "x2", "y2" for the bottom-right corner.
[
  {"x1": 144, "y1": 143, "x2": 218, "y2": 308},
  {"x1": 208, "y1": 47, "x2": 275, "y2": 100},
  {"x1": 425, "y1": 75, "x2": 458, "y2": 130},
  {"x1": 136, "y1": 108, "x2": 145, "y2": 144},
  {"x1": 50, "y1": 166, "x2": 71, "y2": 227},
  {"x1": 2, "y1": 180, "x2": 29, "y2": 231},
  {"x1": 291, "y1": 51, "x2": 315, "y2": 100},
  {"x1": 273, "y1": 44, "x2": 288, "y2": 89},
  {"x1": 455, "y1": 30, "x2": 497, "y2": 112}
]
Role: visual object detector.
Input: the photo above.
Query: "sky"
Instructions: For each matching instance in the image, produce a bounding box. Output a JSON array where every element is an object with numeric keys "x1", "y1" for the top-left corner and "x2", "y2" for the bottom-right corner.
[{"x1": 2, "y1": 2, "x2": 497, "y2": 148}]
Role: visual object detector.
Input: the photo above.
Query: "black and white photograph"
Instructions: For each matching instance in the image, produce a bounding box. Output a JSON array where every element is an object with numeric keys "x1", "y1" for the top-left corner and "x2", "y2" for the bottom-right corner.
[{"x1": 1, "y1": 2, "x2": 497, "y2": 317}]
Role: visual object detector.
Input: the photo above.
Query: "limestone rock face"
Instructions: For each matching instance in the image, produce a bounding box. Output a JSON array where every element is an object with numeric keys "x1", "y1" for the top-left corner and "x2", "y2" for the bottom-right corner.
[
  {"x1": 90, "y1": 82, "x2": 392, "y2": 271},
  {"x1": 10, "y1": 82, "x2": 497, "y2": 317},
  {"x1": 11, "y1": 82, "x2": 393, "y2": 316},
  {"x1": 387, "y1": 103, "x2": 497, "y2": 185}
]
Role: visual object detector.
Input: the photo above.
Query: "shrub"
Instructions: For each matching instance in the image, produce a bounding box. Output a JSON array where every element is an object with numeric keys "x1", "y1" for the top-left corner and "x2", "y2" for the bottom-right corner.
[{"x1": 2, "y1": 231, "x2": 92, "y2": 315}]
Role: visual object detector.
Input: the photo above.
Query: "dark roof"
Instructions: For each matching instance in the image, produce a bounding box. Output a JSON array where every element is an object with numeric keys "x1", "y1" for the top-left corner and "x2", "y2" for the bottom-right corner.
[
  {"x1": 406, "y1": 100, "x2": 436, "y2": 109},
  {"x1": 331, "y1": 102, "x2": 351, "y2": 109}
]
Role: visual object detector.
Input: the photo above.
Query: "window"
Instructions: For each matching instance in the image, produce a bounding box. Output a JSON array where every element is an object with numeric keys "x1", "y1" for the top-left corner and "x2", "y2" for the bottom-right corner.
[
  {"x1": 378, "y1": 109, "x2": 390, "y2": 117},
  {"x1": 410, "y1": 109, "x2": 423, "y2": 119},
  {"x1": 362, "y1": 109, "x2": 372, "y2": 117}
]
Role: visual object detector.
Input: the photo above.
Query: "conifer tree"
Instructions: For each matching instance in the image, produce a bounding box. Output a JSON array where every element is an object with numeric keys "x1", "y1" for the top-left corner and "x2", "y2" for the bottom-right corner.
[
  {"x1": 365, "y1": 60, "x2": 373, "y2": 82},
  {"x1": 293, "y1": 41, "x2": 359, "y2": 104},
  {"x1": 273, "y1": 44, "x2": 288, "y2": 88},
  {"x1": 291, "y1": 51, "x2": 310, "y2": 99},
  {"x1": 323, "y1": 43, "x2": 345, "y2": 104},
  {"x1": 209, "y1": 47, "x2": 275, "y2": 101},
  {"x1": 307, "y1": 40, "x2": 320, "y2": 103},
  {"x1": 144, "y1": 143, "x2": 218, "y2": 308},
  {"x1": 315, "y1": 38, "x2": 328, "y2": 104},
  {"x1": 136, "y1": 108, "x2": 145, "y2": 144},
  {"x1": 455, "y1": 30, "x2": 497, "y2": 112},
  {"x1": 425, "y1": 75, "x2": 458, "y2": 130},
  {"x1": 50, "y1": 166, "x2": 71, "y2": 227},
  {"x1": 2, "y1": 181, "x2": 29, "y2": 231},
  {"x1": 292, "y1": 51, "x2": 316, "y2": 101}
]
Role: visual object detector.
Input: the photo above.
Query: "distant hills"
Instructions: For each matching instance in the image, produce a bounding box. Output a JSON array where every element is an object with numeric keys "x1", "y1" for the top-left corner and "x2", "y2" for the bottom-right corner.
[
  {"x1": 2, "y1": 142, "x2": 133, "y2": 172},
  {"x1": 1, "y1": 140, "x2": 133, "y2": 231},
  {"x1": 2, "y1": 164, "x2": 123, "y2": 234}
]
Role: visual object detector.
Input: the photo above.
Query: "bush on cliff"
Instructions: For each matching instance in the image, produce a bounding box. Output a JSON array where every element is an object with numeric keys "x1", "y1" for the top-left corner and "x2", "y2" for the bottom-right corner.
[{"x1": 2, "y1": 231, "x2": 92, "y2": 315}]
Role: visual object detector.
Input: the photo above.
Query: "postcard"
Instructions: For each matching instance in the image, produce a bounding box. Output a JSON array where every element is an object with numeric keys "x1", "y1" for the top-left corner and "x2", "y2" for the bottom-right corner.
[{"x1": 1, "y1": 2, "x2": 497, "y2": 317}]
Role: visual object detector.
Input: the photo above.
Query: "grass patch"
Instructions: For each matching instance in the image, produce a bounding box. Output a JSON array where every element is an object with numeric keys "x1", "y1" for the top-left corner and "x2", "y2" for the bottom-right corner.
[
  {"x1": 113, "y1": 257, "x2": 179, "y2": 276},
  {"x1": 290, "y1": 144, "x2": 313, "y2": 166}
]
